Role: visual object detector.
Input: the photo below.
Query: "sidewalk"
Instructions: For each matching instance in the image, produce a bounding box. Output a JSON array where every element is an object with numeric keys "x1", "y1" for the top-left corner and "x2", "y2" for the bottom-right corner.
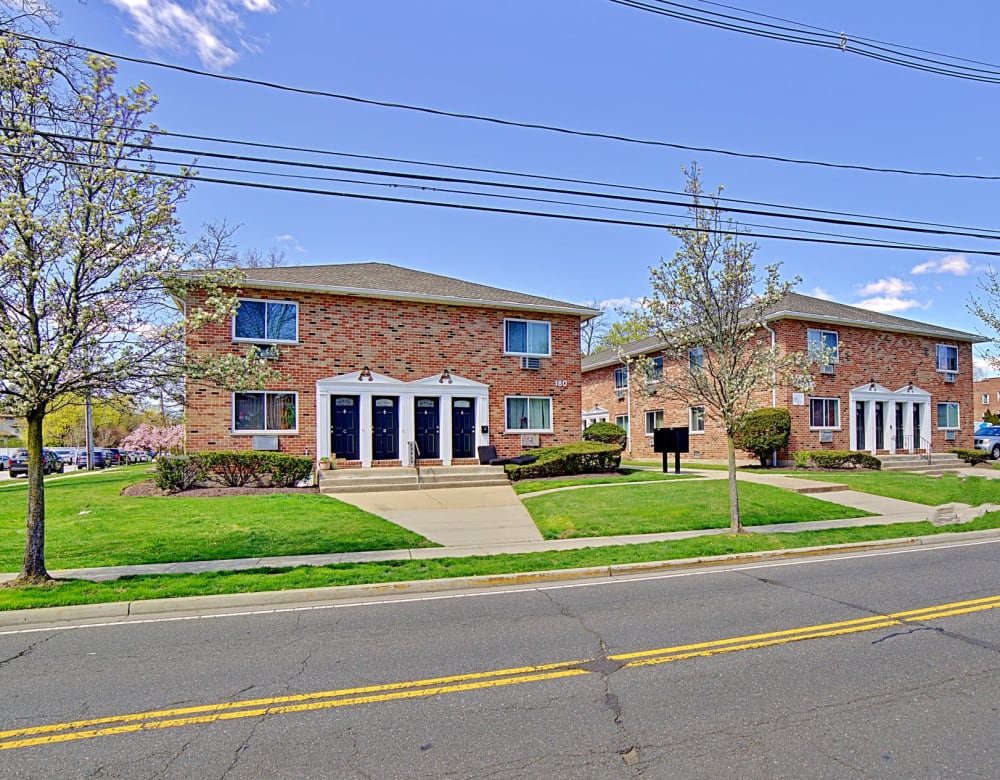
[{"x1": 3, "y1": 468, "x2": 994, "y2": 585}]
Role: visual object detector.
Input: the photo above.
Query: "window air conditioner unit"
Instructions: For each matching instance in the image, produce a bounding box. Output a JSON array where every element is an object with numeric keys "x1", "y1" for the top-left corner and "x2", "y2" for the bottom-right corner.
[
  {"x1": 946, "y1": 430, "x2": 956, "y2": 441},
  {"x1": 944, "y1": 372, "x2": 956, "y2": 383},
  {"x1": 819, "y1": 364, "x2": 835, "y2": 375},
  {"x1": 254, "y1": 343, "x2": 279, "y2": 360},
  {"x1": 615, "y1": 389, "x2": 625, "y2": 400},
  {"x1": 520, "y1": 357, "x2": 541, "y2": 370},
  {"x1": 818, "y1": 431, "x2": 833, "y2": 443}
]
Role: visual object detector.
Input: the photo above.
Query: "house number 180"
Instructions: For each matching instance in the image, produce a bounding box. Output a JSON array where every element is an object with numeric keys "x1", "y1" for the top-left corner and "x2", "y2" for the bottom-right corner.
[{"x1": 554, "y1": 379, "x2": 568, "y2": 387}]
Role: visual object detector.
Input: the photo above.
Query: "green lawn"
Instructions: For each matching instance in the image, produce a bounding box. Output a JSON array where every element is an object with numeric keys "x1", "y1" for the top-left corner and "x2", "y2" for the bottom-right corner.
[
  {"x1": 0, "y1": 470, "x2": 434, "y2": 571},
  {"x1": 4, "y1": 514, "x2": 999, "y2": 611},
  {"x1": 782, "y1": 470, "x2": 1000, "y2": 506},
  {"x1": 513, "y1": 469, "x2": 699, "y2": 495},
  {"x1": 521, "y1": 480, "x2": 874, "y2": 539}
]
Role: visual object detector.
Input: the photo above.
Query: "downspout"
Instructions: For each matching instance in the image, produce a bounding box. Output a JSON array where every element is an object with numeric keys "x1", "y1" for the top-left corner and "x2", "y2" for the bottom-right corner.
[{"x1": 762, "y1": 321, "x2": 778, "y2": 467}]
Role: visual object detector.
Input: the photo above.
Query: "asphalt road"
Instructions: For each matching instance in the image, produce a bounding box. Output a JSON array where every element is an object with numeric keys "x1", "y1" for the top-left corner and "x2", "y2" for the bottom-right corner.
[{"x1": 3, "y1": 538, "x2": 1000, "y2": 778}]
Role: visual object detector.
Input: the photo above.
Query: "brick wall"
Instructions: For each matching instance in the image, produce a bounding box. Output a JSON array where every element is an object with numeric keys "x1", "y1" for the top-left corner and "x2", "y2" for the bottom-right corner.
[
  {"x1": 973, "y1": 377, "x2": 1000, "y2": 425},
  {"x1": 186, "y1": 289, "x2": 583, "y2": 460},
  {"x1": 583, "y1": 319, "x2": 976, "y2": 460}
]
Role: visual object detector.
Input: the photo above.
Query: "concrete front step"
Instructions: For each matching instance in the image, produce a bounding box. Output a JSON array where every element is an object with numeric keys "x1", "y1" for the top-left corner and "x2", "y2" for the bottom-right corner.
[
  {"x1": 879, "y1": 453, "x2": 964, "y2": 474},
  {"x1": 319, "y1": 465, "x2": 508, "y2": 494}
]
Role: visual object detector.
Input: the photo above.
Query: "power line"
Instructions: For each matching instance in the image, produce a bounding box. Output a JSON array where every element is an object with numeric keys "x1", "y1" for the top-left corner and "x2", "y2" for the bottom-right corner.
[
  {"x1": 12, "y1": 127, "x2": 1000, "y2": 243},
  {"x1": 608, "y1": 0, "x2": 1000, "y2": 84},
  {"x1": 8, "y1": 30, "x2": 1000, "y2": 182},
  {"x1": 6, "y1": 148, "x2": 1000, "y2": 256}
]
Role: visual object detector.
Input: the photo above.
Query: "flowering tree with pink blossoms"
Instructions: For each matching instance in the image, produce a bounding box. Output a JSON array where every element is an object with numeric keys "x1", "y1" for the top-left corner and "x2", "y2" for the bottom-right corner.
[{"x1": 120, "y1": 424, "x2": 185, "y2": 457}]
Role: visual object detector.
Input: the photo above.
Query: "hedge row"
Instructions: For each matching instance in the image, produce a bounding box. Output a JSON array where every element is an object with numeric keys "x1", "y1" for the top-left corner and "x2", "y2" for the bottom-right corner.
[
  {"x1": 950, "y1": 447, "x2": 991, "y2": 465},
  {"x1": 505, "y1": 442, "x2": 622, "y2": 482},
  {"x1": 154, "y1": 451, "x2": 313, "y2": 493},
  {"x1": 792, "y1": 450, "x2": 882, "y2": 470},
  {"x1": 581, "y1": 421, "x2": 628, "y2": 449}
]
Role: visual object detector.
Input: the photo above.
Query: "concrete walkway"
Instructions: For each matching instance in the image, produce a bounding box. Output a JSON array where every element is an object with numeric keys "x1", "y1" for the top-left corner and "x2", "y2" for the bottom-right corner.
[{"x1": 2, "y1": 467, "x2": 997, "y2": 585}]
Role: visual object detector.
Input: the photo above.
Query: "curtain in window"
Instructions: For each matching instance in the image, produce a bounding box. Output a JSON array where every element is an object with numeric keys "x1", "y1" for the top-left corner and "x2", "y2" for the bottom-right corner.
[
  {"x1": 528, "y1": 398, "x2": 550, "y2": 429},
  {"x1": 234, "y1": 393, "x2": 265, "y2": 430},
  {"x1": 527, "y1": 323, "x2": 550, "y2": 355},
  {"x1": 266, "y1": 393, "x2": 297, "y2": 430}
]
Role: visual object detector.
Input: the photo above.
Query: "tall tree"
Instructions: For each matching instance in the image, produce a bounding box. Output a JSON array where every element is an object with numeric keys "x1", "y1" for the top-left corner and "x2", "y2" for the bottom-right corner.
[
  {"x1": 625, "y1": 166, "x2": 815, "y2": 532},
  {"x1": 580, "y1": 301, "x2": 609, "y2": 355},
  {"x1": 0, "y1": 19, "x2": 273, "y2": 583}
]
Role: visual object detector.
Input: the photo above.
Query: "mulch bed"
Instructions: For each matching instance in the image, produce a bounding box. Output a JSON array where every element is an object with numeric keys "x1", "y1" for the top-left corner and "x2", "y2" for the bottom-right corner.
[{"x1": 121, "y1": 480, "x2": 319, "y2": 497}]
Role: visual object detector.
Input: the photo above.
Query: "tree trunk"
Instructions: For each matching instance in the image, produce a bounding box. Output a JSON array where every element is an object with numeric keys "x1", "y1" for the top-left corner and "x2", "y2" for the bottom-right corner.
[
  {"x1": 16, "y1": 410, "x2": 50, "y2": 584},
  {"x1": 727, "y1": 433, "x2": 743, "y2": 534}
]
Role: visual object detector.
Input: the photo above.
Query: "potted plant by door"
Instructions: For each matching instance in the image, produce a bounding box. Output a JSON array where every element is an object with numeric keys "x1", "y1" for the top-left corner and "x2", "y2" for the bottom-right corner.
[{"x1": 318, "y1": 456, "x2": 332, "y2": 471}]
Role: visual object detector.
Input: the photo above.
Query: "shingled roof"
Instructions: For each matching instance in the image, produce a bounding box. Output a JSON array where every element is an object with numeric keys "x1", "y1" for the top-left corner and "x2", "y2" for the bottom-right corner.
[
  {"x1": 582, "y1": 291, "x2": 983, "y2": 371},
  {"x1": 231, "y1": 262, "x2": 599, "y2": 318}
]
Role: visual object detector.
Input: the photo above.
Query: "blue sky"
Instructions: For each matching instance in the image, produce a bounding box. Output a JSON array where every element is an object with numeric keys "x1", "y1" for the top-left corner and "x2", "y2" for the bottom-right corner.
[{"x1": 54, "y1": 1, "x2": 1000, "y2": 370}]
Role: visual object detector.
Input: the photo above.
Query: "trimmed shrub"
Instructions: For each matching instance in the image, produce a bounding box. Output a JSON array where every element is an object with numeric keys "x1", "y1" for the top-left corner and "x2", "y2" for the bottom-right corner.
[
  {"x1": 154, "y1": 455, "x2": 205, "y2": 493},
  {"x1": 197, "y1": 450, "x2": 314, "y2": 487},
  {"x1": 734, "y1": 408, "x2": 791, "y2": 467},
  {"x1": 792, "y1": 451, "x2": 811, "y2": 468},
  {"x1": 262, "y1": 452, "x2": 314, "y2": 487},
  {"x1": 582, "y1": 421, "x2": 628, "y2": 449},
  {"x1": 198, "y1": 451, "x2": 270, "y2": 487},
  {"x1": 796, "y1": 450, "x2": 881, "y2": 470},
  {"x1": 506, "y1": 442, "x2": 622, "y2": 481},
  {"x1": 951, "y1": 448, "x2": 991, "y2": 466}
]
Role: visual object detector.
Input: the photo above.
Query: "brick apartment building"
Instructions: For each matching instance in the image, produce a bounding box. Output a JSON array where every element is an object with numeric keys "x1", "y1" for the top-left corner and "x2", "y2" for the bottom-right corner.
[
  {"x1": 582, "y1": 293, "x2": 981, "y2": 462},
  {"x1": 184, "y1": 263, "x2": 598, "y2": 467},
  {"x1": 973, "y1": 376, "x2": 1000, "y2": 425}
]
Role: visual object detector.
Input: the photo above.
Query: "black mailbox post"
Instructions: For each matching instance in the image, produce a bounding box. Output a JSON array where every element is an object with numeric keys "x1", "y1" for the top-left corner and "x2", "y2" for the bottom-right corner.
[{"x1": 653, "y1": 426, "x2": 690, "y2": 474}]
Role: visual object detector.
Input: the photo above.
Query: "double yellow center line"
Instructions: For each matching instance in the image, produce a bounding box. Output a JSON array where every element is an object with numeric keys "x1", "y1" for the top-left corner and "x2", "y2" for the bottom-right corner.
[{"x1": 3, "y1": 593, "x2": 999, "y2": 751}]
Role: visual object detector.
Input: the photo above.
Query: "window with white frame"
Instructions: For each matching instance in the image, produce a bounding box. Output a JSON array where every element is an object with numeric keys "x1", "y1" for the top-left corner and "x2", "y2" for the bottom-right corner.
[
  {"x1": 504, "y1": 319, "x2": 551, "y2": 356},
  {"x1": 615, "y1": 414, "x2": 629, "y2": 431},
  {"x1": 644, "y1": 410, "x2": 663, "y2": 435},
  {"x1": 996, "y1": 391, "x2": 1000, "y2": 403},
  {"x1": 506, "y1": 396, "x2": 552, "y2": 432},
  {"x1": 690, "y1": 405, "x2": 705, "y2": 433},
  {"x1": 645, "y1": 356, "x2": 663, "y2": 381},
  {"x1": 233, "y1": 392, "x2": 297, "y2": 432},
  {"x1": 935, "y1": 344, "x2": 958, "y2": 372},
  {"x1": 984, "y1": 394, "x2": 990, "y2": 405},
  {"x1": 937, "y1": 402, "x2": 960, "y2": 430},
  {"x1": 688, "y1": 347, "x2": 704, "y2": 372},
  {"x1": 614, "y1": 366, "x2": 629, "y2": 389},
  {"x1": 233, "y1": 299, "x2": 298, "y2": 343},
  {"x1": 809, "y1": 397, "x2": 840, "y2": 429},
  {"x1": 807, "y1": 328, "x2": 839, "y2": 370}
]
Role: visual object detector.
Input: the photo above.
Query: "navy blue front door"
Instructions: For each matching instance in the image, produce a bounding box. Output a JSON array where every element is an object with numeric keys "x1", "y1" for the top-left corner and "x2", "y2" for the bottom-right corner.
[
  {"x1": 372, "y1": 397, "x2": 399, "y2": 460},
  {"x1": 332, "y1": 396, "x2": 359, "y2": 461},
  {"x1": 452, "y1": 398, "x2": 475, "y2": 459},
  {"x1": 414, "y1": 398, "x2": 440, "y2": 458}
]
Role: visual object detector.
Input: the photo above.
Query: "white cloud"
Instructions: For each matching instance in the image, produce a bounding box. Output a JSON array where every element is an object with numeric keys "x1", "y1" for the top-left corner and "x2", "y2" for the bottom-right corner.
[
  {"x1": 911, "y1": 254, "x2": 984, "y2": 276},
  {"x1": 275, "y1": 233, "x2": 306, "y2": 253},
  {"x1": 807, "y1": 287, "x2": 833, "y2": 300},
  {"x1": 106, "y1": 0, "x2": 276, "y2": 69},
  {"x1": 856, "y1": 277, "x2": 914, "y2": 297},
  {"x1": 596, "y1": 296, "x2": 644, "y2": 312},
  {"x1": 853, "y1": 296, "x2": 924, "y2": 314}
]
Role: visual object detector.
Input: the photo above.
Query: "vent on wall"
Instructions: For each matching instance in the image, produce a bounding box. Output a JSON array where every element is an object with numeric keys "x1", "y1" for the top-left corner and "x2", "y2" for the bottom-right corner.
[
  {"x1": 521, "y1": 357, "x2": 541, "y2": 370},
  {"x1": 944, "y1": 372, "x2": 956, "y2": 383},
  {"x1": 818, "y1": 431, "x2": 833, "y2": 443},
  {"x1": 819, "y1": 364, "x2": 835, "y2": 375}
]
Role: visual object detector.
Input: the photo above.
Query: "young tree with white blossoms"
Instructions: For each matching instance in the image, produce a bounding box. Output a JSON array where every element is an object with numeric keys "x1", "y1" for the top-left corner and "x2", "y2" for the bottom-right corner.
[
  {"x1": 624, "y1": 166, "x2": 819, "y2": 533},
  {"x1": 0, "y1": 18, "x2": 275, "y2": 583}
]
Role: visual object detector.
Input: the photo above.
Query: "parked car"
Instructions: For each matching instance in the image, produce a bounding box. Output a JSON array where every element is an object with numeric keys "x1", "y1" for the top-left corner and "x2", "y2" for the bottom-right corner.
[
  {"x1": 75, "y1": 449, "x2": 106, "y2": 469},
  {"x1": 974, "y1": 426, "x2": 1000, "y2": 459},
  {"x1": 53, "y1": 448, "x2": 75, "y2": 464},
  {"x1": 9, "y1": 448, "x2": 65, "y2": 478},
  {"x1": 0, "y1": 454, "x2": 8, "y2": 471},
  {"x1": 104, "y1": 448, "x2": 126, "y2": 467}
]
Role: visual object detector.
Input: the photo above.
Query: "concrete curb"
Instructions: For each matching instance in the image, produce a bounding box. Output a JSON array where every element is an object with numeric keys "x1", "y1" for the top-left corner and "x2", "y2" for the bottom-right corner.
[{"x1": 4, "y1": 528, "x2": 1000, "y2": 629}]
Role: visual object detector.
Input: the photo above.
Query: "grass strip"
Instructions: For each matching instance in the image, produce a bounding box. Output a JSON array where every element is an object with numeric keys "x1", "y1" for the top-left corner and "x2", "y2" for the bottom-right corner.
[
  {"x1": 3, "y1": 515, "x2": 999, "y2": 611},
  {"x1": 0, "y1": 470, "x2": 434, "y2": 570},
  {"x1": 780, "y1": 470, "x2": 1000, "y2": 507},
  {"x1": 522, "y1": 480, "x2": 874, "y2": 539},
  {"x1": 513, "y1": 469, "x2": 698, "y2": 495}
]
